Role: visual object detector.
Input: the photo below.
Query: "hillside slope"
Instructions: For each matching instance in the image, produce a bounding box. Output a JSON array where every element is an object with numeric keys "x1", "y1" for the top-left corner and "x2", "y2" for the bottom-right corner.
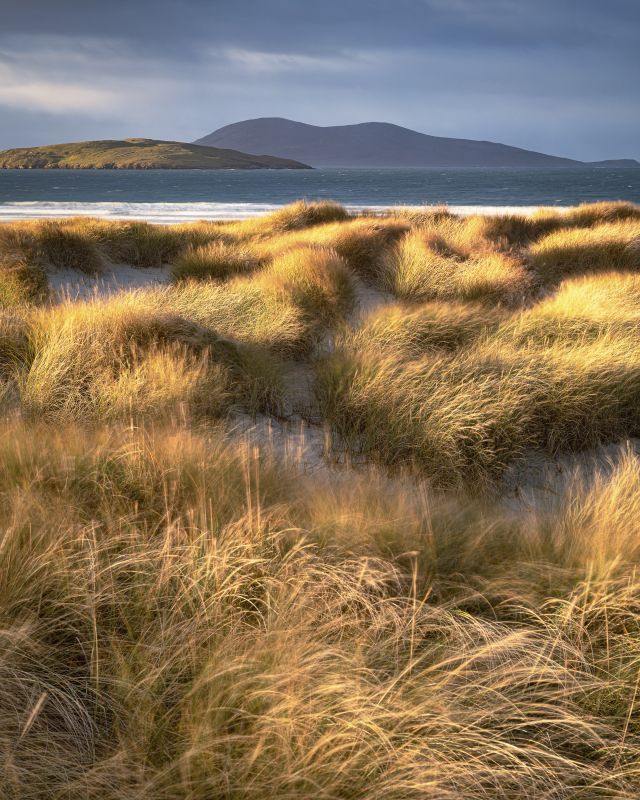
[
  {"x1": 0, "y1": 137, "x2": 311, "y2": 169},
  {"x1": 195, "y1": 118, "x2": 639, "y2": 169}
]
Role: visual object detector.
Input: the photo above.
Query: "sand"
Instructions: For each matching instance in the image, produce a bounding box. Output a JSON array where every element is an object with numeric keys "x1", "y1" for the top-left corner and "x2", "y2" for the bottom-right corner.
[{"x1": 48, "y1": 263, "x2": 170, "y2": 300}]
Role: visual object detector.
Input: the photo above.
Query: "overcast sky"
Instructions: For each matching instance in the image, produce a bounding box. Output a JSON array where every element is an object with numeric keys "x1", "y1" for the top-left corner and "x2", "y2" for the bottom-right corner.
[{"x1": 0, "y1": 0, "x2": 637, "y2": 160}]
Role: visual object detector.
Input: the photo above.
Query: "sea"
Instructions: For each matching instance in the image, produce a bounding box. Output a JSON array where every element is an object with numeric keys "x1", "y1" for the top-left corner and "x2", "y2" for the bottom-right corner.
[{"x1": 0, "y1": 167, "x2": 638, "y2": 223}]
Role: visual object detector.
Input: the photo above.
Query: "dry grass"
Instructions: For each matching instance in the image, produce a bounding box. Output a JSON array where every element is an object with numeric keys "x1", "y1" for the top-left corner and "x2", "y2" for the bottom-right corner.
[
  {"x1": 2, "y1": 422, "x2": 640, "y2": 798},
  {"x1": 350, "y1": 300, "x2": 506, "y2": 357},
  {"x1": 529, "y1": 220, "x2": 640, "y2": 284},
  {"x1": 20, "y1": 297, "x2": 230, "y2": 421},
  {"x1": 162, "y1": 280, "x2": 312, "y2": 355},
  {"x1": 0, "y1": 256, "x2": 48, "y2": 308},
  {"x1": 501, "y1": 271, "x2": 640, "y2": 345},
  {"x1": 0, "y1": 201, "x2": 640, "y2": 798},
  {"x1": 172, "y1": 241, "x2": 266, "y2": 282},
  {"x1": 317, "y1": 326, "x2": 640, "y2": 486},
  {"x1": 15, "y1": 291, "x2": 290, "y2": 421},
  {"x1": 258, "y1": 246, "x2": 355, "y2": 326},
  {"x1": 242, "y1": 199, "x2": 350, "y2": 234},
  {"x1": 382, "y1": 226, "x2": 532, "y2": 304},
  {"x1": 254, "y1": 217, "x2": 410, "y2": 284}
]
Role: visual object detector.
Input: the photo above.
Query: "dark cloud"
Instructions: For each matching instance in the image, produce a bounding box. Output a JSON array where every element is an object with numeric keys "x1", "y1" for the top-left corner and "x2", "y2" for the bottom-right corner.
[
  {"x1": 0, "y1": 0, "x2": 637, "y2": 159},
  {"x1": 3, "y1": 0, "x2": 637, "y2": 50}
]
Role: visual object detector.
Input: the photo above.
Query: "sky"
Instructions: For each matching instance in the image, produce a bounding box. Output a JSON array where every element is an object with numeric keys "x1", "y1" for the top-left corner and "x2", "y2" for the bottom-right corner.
[{"x1": 0, "y1": 0, "x2": 637, "y2": 160}]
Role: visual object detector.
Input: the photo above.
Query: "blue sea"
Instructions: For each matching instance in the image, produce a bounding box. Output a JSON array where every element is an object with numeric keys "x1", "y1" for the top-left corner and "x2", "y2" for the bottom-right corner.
[{"x1": 0, "y1": 167, "x2": 638, "y2": 223}]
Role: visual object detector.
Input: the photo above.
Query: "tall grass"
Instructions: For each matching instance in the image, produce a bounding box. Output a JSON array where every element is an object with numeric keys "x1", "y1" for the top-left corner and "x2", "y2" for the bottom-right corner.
[
  {"x1": 1, "y1": 202, "x2": 640, "y2": 798},
  {"x1": 382, "y1": 227, "x2": 532, "y2": 304},
  {"x1": 350, "y1": 300, "x2": 506, "y2": 356},
  {"x1": 317, "y1": 315, "x2": 640, "y2": 486},
  {"x1": 245, "y1": 199, "x2": 350, "y2": 233},
  {"x1": 172, "y1": 241, "x2": 266, "y2": 282},
  {"x1": 2, "y1": 422, "x2": 640, "y2": 798},
  {"x1": 259, "y1": 246, "x2": 355, "y2": 326},
  {"x1": 529, "y1": 220, "x2": 640, "y2": 283},
  {"x1": 0, "y1": 256, "x2": 48, "y2": 308}
]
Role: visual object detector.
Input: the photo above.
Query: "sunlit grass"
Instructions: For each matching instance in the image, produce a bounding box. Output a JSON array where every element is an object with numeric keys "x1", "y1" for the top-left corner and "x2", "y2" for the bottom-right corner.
[
  {"x1": 382, "y1": 226, "x2": 532, "y2": 303},
  {"x1": 2, "y1": 422, "x2": 640, "y2": 797},
  {"x1": 529, "y1": 220, "x2": 640, "y2": 284},
  {"x1": 0, "y1": 201, "x2": 640, "y2": 798},
  {"x1": 172, "y1": 240, "x2": 266, "y2": 282}
]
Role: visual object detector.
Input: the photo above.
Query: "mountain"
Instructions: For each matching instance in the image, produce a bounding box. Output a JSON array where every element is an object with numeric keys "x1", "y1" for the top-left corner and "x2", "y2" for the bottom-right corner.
[
  {"x1": 0, "y1": 138, "x2": 311, "y2": 170},
  {"x1": 195, "y1": 118, "x2": 639, "y2": 169}
]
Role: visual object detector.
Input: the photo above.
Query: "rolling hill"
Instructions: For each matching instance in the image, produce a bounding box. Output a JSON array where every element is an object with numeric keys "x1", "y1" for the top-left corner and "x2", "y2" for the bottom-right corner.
[
  {"x1": 0, "y1": 138, "x2": 311, "y2": 170},
  {"x1": 195, "y1": 118, "x2": 639, "y2": 169}
]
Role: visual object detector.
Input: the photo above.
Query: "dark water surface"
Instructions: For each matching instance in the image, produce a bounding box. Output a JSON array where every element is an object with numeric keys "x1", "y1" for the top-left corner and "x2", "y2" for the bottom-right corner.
[{"x1": 0, "y1": 167, "x2": 638, "y2": 222}]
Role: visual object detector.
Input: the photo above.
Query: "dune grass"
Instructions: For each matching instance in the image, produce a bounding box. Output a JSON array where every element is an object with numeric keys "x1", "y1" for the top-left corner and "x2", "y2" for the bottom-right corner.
[
  {"x1": 0, "y1": 201, "x2": 640, "y2": 798},
  {"x1": 349, "y1": 299, "x2": 506, "y2": 356},
  {"x1": 529, "y1": 220, "x2": 640, "y2": 284},
  {"x1": 244, "y1": 199, "x2": 350, "y2": 233},
  {"x1": 0, "y1": 256, "x2": 48, "y2": 308},
  {"x1": 172, "y1": 240, "x2": 266, "y2": 282},
  {"x1": 317, "y1": 318, "x2": 640, "y2": 486},
  {"x1": 2, "y1": 422, "x2": 640, "y2": 798},
  {"x1": 258, "y1": 246, "x2": 355, "y2": 326},
  {"x1": 382, "y1": 227, "x2": 532, "y2": 303}
]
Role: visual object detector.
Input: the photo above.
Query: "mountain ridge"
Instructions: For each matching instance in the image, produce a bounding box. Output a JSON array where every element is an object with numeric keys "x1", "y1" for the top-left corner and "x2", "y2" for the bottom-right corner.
[{"x1": 195, "y1": 118, "x2": 639, "y2": 169}]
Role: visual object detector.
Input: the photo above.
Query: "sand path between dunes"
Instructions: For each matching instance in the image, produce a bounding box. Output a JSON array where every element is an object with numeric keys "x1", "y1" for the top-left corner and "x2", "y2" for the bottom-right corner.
[
  {"x1": 45, "y1": 263, "x2": 639, "y2": 512},
  {"x1": 48, "y1": 264, "x2": 170, "y2": 301}
]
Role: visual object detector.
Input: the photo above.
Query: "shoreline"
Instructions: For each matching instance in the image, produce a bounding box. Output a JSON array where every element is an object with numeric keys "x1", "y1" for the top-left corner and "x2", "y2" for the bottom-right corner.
[{"x1": 0, "y1": 200, "x2": 571, "y2": 224}]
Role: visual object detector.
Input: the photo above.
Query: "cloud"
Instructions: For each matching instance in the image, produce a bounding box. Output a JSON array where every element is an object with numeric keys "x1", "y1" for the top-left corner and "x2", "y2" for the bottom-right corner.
[
  {"x1": 0, "y1": 81, "x2": 117, "y2": 114},
  {"x1": 221, "y1": 48, "x2": 370, "y2": 74},
  {"x1": 0, "y1": 36, "x2": 182, "y2": 118},
  {"x1": 0, "y1": 1, "x2": 636, "y2": 160}
]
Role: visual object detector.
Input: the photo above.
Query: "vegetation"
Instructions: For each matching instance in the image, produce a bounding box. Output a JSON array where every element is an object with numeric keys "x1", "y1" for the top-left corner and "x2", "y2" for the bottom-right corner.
[
  {"x1": 173, "y1": 241, "x2": 266, "y2": 282},
  {"x1": 529, "y1": 220, "x2": 640, "y2": 283},
  {"x1": 0, "y1": 138, "x2": 311, "y2": 169},
  {"x1": 0, "y1": 200, "x2": 640, "y2": 798}
]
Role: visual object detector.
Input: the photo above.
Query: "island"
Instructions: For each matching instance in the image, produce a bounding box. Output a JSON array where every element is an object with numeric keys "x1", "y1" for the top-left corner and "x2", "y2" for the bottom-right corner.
[{"x1": 0, "y1": 137, "x2": 312, "y2": 169}]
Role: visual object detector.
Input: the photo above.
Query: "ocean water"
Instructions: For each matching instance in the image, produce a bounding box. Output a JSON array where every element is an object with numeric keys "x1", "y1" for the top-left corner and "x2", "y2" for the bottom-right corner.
[{"x1": 0, "y1": 167, "x2": 638, "y2": 222}]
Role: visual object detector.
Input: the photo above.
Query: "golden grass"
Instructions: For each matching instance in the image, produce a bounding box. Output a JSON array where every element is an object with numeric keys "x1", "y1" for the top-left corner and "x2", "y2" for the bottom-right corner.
[
  {"x1": 241, "y1": 199, "x2": 350, "y2": 234},
  {"x1": 0, "y1": 219, "x2": 104, "y2": 273},
  {"x1": 172, "y1": 240, "x2": 266, "y2": 282},
  {"x1": 0, "y1": 202, "x2": 640, "y2": 797},
  {"x1": 162, "y1": 280, "x2": 311, "y2": 355},
  {"x1": 318, "y1": 328, "x2": 640, "y2": 486},
  {"x1": 258, "y1": 246, "x2": 355, "y2": 326},
  {"x1": 382, "y1": 227, "x2": 532, "y2": 304},
  {"x1": 0, "y1": 256, "x2": 48, "y2": 308},
  {"x1": 2, "y1": 421, "x2": 640, "y2": 797},
  {"x1": 562, "y1": 200, "x2": 640, "y2": 227},
  {"x1": 529, "y1": 220, "x2": 640, "y2": 283},
  {"x1": 16, "y1": 290, "x2": 291, "y2": 421},
  {"x1": 350, "y1": 300, "x2": 506, "y2": 357},
  {"x1": 20, "y1": 297, "x2": 228, "y2": 421},
  {"x1": 501, "y1": 272, "x2": 640, "y2": 345},
  {"x1": 255, "y1": 217, "x2": 410, "y2": 283}
]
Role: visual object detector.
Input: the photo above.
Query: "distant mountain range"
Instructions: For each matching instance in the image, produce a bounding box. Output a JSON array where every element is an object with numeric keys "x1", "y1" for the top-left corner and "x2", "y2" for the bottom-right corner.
[
  {"x1": 195, "y1": 118, "x2": 640, "y2": 169},
  {"x1": 0, "y1": 138, "x2": 310, "y2": 170}
]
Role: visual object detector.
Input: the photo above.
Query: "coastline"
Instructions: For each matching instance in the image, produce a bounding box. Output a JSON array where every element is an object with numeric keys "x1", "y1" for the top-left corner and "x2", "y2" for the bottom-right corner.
[{"x1": 0, "y1": 200, "x2": 570, "y2": 224}]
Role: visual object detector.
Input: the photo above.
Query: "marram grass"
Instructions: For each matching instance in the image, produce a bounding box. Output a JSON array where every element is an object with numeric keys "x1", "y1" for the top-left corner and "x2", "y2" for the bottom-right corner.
[{"x1": 0, "y1": 201, "x2": 639, "y2": 798}]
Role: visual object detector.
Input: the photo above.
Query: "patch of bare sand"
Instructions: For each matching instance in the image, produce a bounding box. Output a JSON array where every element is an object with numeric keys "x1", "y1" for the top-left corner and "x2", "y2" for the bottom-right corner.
[
  {"x1": 502, "y1": 438, "x2": 640, "y2": 512},
  {"x1": 229, "y1": 413, "x2": 331, "y2": 474},
  {"x1": 48, "y1": 263, "x2": 169, "y2": 301},
  {"x1": 348, "y1": 276, "x2": 394, "y2": 324}
]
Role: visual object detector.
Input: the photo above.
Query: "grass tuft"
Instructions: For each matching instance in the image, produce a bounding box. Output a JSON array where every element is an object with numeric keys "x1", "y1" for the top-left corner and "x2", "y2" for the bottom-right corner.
[
  {"x1": 172, "y1": 240, "x2": 266, "y2": 282},
  {"x1": 528, "y1": 220, "x2": 640, "y2": 284},
  {"x1": 383, "y1": 227, "x2": 532, "y2": 304}
]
